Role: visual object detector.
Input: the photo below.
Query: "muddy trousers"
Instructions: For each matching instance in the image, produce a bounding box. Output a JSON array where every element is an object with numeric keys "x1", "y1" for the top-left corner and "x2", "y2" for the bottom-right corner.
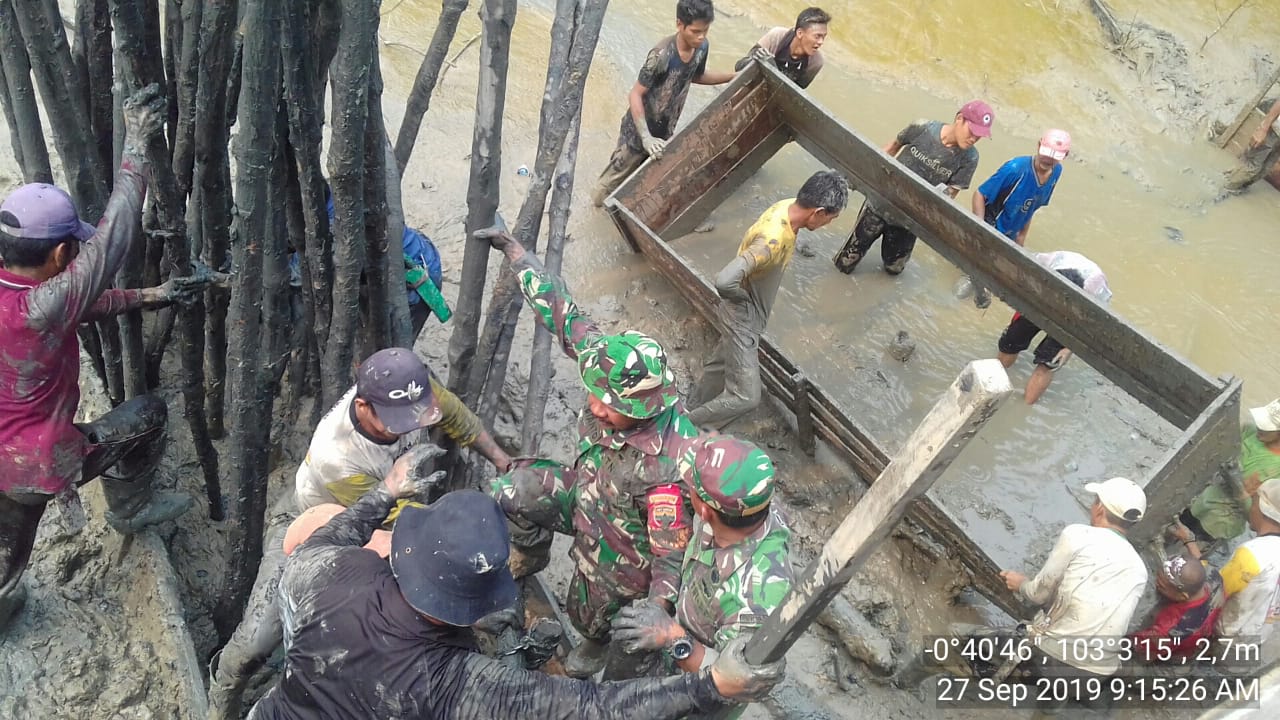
[
  {"x1": 1225, "y1": 137, "x2": 1280, "y2": 192},
  {"x1": 0, "y1": 395, "x2": 168, "y2": 621},
  {"x1": 489, "y1": 461, "x2": 653, "y2": 678},
  {"x1": 832, "y1": 203, "x2": 916, "y2": 275},
  {"x1": 207, "y1": 494, "x2": 298, "y2": 720},
  {"x1": 591, "y1": 142, "x2": 648, "y2": 207},
  {"x1": 687, "y1": 299, "x2": 766, "y2": 430}
]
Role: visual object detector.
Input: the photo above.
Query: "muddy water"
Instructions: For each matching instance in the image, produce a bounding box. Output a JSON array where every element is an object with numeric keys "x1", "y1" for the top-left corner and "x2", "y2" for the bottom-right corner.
[{"x1": 377, "y1": 2, "x2": 1280, "y2": 575}]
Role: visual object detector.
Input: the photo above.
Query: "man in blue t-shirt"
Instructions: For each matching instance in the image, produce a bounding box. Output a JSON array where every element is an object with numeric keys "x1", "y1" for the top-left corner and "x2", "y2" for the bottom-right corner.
[{"x1": 968, "y1": 129, "x2": 1069, "y2": 308}]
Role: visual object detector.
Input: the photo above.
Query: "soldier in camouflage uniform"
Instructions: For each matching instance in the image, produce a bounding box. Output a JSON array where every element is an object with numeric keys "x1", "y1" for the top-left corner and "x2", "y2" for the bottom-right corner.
[
  {"x1": 611, "y1": 435, "x2": 794, "y2": 719},
  {"x1": 478, "y1": 228, "x2": 701, "y2": 679}
]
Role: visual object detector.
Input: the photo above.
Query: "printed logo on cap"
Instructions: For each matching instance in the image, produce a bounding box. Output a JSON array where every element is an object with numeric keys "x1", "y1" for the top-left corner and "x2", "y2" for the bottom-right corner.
[{"x1": 388, "y1": 380, "x2": 425, "y2": 402}]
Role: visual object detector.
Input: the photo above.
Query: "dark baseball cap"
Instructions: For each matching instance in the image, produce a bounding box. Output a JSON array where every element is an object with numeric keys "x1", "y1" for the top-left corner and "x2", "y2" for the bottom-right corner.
[
  {"x1": 0, "y1": 183, "x2": 97, "y2": 243},
  {"x1": 390, "y1": 490, "x2": 518, "y2": 626},
  {"x1": 355, "y1": 348, "x2": 443, "y2": 434},
  {"x1": 958, "y1": 99, "x2": 994, "y2": 138}
]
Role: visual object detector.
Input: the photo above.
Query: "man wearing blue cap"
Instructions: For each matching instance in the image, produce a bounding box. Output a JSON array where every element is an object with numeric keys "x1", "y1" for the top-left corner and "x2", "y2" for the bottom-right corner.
[
  {"x1": 0, "y1": 85, "x2": 212, "y2": 630},
  {"x1": 247, "y1": 446, "x2": 787, "y2": 720}
]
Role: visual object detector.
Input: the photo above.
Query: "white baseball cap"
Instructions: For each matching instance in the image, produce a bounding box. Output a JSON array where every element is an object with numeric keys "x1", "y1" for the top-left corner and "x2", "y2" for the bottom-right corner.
[
  {"x1": 1257, "y1": 480, "x2": 1280, "y2": 524},
  {"x1": 1250, "y1": 399, "x2": 1280, "y2": 433},
  {"x1": 1085, "y1": 477, "x2": 1147, "y2": 523}
]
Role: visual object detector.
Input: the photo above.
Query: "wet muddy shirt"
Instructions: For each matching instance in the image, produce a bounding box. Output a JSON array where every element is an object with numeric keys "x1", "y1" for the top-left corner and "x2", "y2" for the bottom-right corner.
[
  {"x1": 716, "y1": 199, "x2": 797, "y2": 325},
  {"x1": 257, "y1": 487, "x2": 728, "y2": 720},
  {"x1": 1190, "y1": 426, "x2": 1280, "y2": 540},
  {"x1": 513, "y1": 258, "x2": 700, "y2": 602},
  {"x1": 293, "y1": 381, "x2": 482, "y2": 518},
  {"x1": 617, "y1": 35, "x2": 709, "y2": 151},
  {"x1": 754, "y1": 27, "x2": 824, "y2": 88},
  {"x1": 892, "y1": 120, "x2": 979, "y2": 190},
  {"x1": 0, "y1": 160, "x2": 147, "y2": 496},
  {"x1": 1018, "y1": 524, "x2": 1147, "y2": 675},
  {"x1": 1216, "y1": 534, "x2": 1280, "y2": 643},
  {"x1": 676, "y1": 508, "x2": 793, "y2": 651}
]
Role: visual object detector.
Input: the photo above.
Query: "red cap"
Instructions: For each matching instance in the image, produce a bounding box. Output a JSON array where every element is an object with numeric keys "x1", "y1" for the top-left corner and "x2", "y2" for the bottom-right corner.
[{"x1": 959, "y1": 100, "x2": 994, "y2": 138}]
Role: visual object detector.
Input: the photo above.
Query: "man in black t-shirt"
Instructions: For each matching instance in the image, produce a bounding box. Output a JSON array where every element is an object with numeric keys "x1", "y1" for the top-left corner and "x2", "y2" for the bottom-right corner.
[
  {"x1": 591, "y1": 0, "x2": 736, "y2": 207},
  {"x1": 832, "y1": 100, "x2": 991, "y2": 275}
]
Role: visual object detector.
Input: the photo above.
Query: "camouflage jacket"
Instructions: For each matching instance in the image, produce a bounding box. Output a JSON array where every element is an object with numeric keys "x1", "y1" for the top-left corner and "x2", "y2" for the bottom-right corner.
[
  {"x1": 514, "y1": 256, "x2": 700, "y2": 602},
  {"x1": 676, "y1": 507, "x2": 794, "y2": 650}
]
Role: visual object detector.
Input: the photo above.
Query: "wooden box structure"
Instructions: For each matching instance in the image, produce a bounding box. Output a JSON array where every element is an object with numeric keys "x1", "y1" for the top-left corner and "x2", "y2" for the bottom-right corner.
[{"x1": 604, "y1": 62, "x2": 1242, "y2": 617}]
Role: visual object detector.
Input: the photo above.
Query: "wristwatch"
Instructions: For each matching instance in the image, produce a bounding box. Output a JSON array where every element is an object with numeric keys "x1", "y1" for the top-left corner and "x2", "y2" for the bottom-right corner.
[{"x1": 668, "y1": 633, "x2": 694, "y2": 661}]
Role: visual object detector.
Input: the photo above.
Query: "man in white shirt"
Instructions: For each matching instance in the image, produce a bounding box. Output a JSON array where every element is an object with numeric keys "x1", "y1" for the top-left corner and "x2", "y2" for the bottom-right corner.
[{"x1": 1001, "y1": 477, "x2": 1148, "y2": 676}]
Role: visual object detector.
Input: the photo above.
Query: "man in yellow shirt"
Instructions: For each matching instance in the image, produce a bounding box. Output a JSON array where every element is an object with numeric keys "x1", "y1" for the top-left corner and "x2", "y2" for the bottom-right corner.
[{"x1": 688, "y1": 171, "x2": 847, "y2": 429}]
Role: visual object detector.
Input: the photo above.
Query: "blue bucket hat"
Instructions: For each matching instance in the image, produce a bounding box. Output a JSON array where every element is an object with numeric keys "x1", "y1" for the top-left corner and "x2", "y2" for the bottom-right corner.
[{"x1": 390, "y1": 490, "x2": 518, "y2": 626}]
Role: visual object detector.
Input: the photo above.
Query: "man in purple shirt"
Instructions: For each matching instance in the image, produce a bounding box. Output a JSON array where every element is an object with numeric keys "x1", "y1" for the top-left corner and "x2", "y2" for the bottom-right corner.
[{"x1": 0, "y1": 85, "x2": 207, "y2": 629}]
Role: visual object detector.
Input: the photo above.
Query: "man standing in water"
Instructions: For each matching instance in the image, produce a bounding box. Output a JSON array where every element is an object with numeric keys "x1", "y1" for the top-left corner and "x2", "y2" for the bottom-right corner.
[
  {"x1": 996, "y1": 250, "x2": 1111, "y2": 405},
  {"x1": 734, "y1": 7, "x2": 830, "y2": 89},
  {"x1": 689, "y1": 171, "x2": 848, "y2": 430},
  {"x1": 967, "y1": 129, "x2": 1070, "y2": 308},
  {"x1": 832, "y1": 101, "x2": 990, "y2": 276},
  {"x1": 1180, "y1": 398, "x2": 1280, "y2": 547},
  {"x1": 1225, "y1": 97, "x2": 1280, "y2": 194},
  {"x1": 592, "y1": 0, "x2": 737, "y2": 207}
]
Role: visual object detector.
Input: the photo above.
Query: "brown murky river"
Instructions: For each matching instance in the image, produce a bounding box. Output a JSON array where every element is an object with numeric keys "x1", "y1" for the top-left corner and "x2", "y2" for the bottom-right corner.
[{"x1": 377, "y1": 0, "x2": 1279, "y2": 585}]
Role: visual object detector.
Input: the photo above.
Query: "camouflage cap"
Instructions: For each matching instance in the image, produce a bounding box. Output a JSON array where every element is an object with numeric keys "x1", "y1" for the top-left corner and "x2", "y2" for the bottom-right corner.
[
  {"x1": 577, "y1": 331, "x2": 678, "y2": 420},
  {"x1": 679, "y1": 436, "x2": 775, "y2": 517}
]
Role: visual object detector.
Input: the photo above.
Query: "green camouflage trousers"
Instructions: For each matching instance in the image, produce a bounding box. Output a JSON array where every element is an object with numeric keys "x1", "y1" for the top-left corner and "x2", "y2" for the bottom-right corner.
[{"x1": 490, "y1": 459, "x2": 647, "y2": 641}]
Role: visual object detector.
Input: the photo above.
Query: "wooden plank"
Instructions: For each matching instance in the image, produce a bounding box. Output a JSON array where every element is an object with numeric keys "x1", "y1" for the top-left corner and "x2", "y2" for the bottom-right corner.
[
  {"x1": 1216, "y1": 66, "x2": 1280, "y2": 149},
  {"x1": 793, "y1": 372, "x2": 816, "y2": 456},
  {"x1": 613, "y1": 63, "x2": 784, "y2": 231},
  {"x1": 744, "y1": 360, "x2": 1014, "y2": 664},
  {"x1": 753, "y1": 66, "x2": 1220, "y2": 428},
  {"x1": 663, "y1": 126, "x2": 791, "y2": 239},
  {"x1": 1131, "y1": 378, "x2": 1242, "y2": 546},
  {"x1": 610, "y1": 208, "x2": 1022, "y2": 615}
]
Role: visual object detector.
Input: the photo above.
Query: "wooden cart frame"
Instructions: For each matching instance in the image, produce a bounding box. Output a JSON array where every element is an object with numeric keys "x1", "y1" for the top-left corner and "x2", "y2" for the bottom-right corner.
[{"x1": 603, "y1": 62, "x2": 1242, "y2": 617}]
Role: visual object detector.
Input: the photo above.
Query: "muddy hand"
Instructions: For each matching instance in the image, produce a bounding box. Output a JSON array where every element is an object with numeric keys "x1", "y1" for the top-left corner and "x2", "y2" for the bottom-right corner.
[
  {"x1": 642, "y1": 136, "x2": 667, "y2": 160},
  {"x1": 474, "y1": 213, "x2": 516, "y2": 254},
  {"x1": 710, "y1": 633, "x2": 786, "y2": 702},
  {"x1": 472, "y1": 606, "x2": 522, "y2": 636},
  {"x1": 161, "y1": 275, "x2": 212, "y2": 306},
  {"x1": 122, "y1": 84, "x2": 167, "y2": 149},
  {"x1": 383, "y1": 443, "x2": 448, "y2": 499},
  {"x1": 611, "y1": 599, "x2": 680, "y2": 654},
  {"x1": 750, "y1": 46, "x2": 775, "y2": 66}
]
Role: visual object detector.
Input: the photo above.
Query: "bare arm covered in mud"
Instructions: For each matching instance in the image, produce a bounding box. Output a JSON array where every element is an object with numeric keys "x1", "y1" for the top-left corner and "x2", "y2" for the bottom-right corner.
[
  {"x1": 438, "y1": 655, "x2": 729, "y2": 720},
  {"x1": 694, "y1": 69, "x2": 736, "y2": 85},
  {"x1": 298, "y1": 444, "x2": 448, "y2": 554},
  {"x1": 714, "y1": 236, "x2": 773, "y2": 304}
]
